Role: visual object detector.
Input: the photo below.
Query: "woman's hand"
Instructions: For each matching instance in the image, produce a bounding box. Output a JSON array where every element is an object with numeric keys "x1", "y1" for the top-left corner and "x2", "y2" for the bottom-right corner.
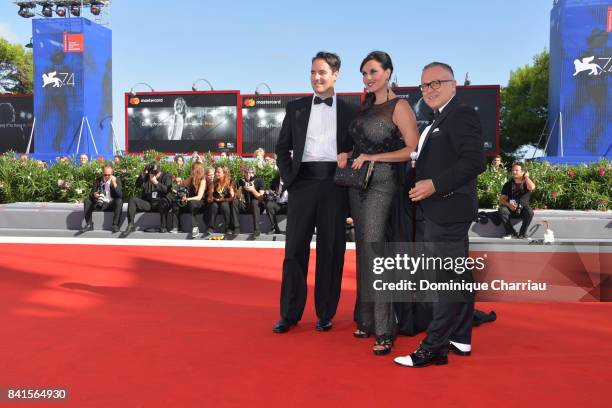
[{"x1": 351, "y1": 154, "x2": 373, "y2": 170}]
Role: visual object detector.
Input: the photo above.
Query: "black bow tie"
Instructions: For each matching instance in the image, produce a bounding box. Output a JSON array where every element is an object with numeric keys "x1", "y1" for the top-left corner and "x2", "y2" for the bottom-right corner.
[{"x1": 314, "y1": 96, "x2": 333, "y2": 107}]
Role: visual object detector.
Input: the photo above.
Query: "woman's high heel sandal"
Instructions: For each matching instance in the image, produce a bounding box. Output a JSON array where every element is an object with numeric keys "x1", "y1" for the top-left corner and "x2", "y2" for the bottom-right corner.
[
  {"x1": 353, "y1": 329, "x2": 370, "y2": 339},
  {"x1": 372, "y1": 339, "x2": 393, "y2": 356}
]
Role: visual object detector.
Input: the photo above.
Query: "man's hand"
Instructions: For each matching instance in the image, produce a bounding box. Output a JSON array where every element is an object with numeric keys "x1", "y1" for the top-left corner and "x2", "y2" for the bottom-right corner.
[
  {"x1": 507, "y1": 202, "x2": 518, "y2": 211},
  {"x1": 110, "y1": 175, "x2": 117, "y2": 188},
  {"x1": 337, "y1": 152, "x2": 349, "y2": 169},
  {"x1": 93, "y1": 192, "x2": 101, "y2": 198},
  {"x1": 175, "y1": 177, "x2": 183, "y2": 185},
  {"x1": 409, "y1": 179, "x2": 436, "y2": 202},
  {"x1": 150, "y1": 174, "x2": 158, "y2": 184}
]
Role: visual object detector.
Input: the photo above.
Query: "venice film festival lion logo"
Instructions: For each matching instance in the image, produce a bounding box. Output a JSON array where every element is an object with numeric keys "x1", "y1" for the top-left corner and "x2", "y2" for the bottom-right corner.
[
  {"x1": 42, "y1": 71, "x2": 75, "y2": 88},
  {"x1": 573, "y1": 56, "x2": 609, "y2": 76}
]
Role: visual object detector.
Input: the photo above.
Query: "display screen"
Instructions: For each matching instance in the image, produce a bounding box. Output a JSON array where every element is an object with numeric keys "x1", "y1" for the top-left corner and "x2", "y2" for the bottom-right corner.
[
  {"x1": 0, "y1": 95, "x2": 34, "y2": 153},
  {"x1": 394, "y1": 86, "x2": 500, "y2": 155},
  {"x1": 126, "y1": 92, "x2": 239, "y2": 153}
]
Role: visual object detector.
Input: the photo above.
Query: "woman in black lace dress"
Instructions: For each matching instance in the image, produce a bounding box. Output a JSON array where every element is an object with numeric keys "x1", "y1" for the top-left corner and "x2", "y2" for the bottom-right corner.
[{"x1": 348, "y1": 51, "x2": 419, "y2": 355}]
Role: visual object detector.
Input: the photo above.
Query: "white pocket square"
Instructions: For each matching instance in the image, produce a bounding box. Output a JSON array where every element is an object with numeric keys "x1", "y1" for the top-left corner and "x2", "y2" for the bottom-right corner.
[{"x1": 432, "y1": 128, "x2": 440, "y2": 133}]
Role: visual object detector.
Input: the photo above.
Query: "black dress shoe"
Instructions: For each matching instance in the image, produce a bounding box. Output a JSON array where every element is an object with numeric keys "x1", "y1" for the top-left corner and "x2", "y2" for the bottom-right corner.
[
  {"x1": 273, "y1": 319, "x2": 295, "y2": 333},
  {"x1": 124, "y1": 223, "x2": 135, "y2": 233},
  {"x1": 316, "y1": 320, "x2": 332, "y2": 331},
  {"x1": 111, "y1": 225, "x2": 120, "y2": 233},
  {"x1": 449, "y1": 342, "x2": 471, "y2": 357},
  {"x1": 253, "y1": 230, "x2": 260, "y2": 238},
  {"x1": 394, "y1": 347, "x2": 448, "y2": 368}
]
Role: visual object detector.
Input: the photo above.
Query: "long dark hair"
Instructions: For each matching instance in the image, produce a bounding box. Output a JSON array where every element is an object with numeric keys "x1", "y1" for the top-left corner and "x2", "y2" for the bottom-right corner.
[{"x1": 360, "y1": 51, "x2": 394, "y2": 110}]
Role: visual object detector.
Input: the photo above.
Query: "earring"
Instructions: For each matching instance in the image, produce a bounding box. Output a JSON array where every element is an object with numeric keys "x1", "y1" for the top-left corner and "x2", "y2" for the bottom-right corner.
[{"x1": 386, "y1": 86, "x2": 390, "y2": 101}]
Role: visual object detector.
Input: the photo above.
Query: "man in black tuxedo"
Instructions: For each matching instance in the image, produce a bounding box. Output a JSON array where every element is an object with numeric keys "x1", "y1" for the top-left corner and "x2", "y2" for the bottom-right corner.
[
  {"x1": 273, "y1": 51, "x2": 357, "y2": 333},
  {"x1": 395, "y1": 62, "x2": 486, "y2": 367}
]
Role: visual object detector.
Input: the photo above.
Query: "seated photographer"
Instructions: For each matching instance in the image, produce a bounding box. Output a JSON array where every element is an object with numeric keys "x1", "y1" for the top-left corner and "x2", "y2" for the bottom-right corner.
[
  {"x1": 80, "y1": 164, "x2": 123, "y2": 233},
  {"x1": 124, "y1": 162, "x2": 173, "y2": 233},
  {"x1": 264, "y1": 173, "x2": 288, "y2": 234},
  {"x1": 207, "y1": 166, "x2": 234, "y2": 234},
  {"x1": 498, "y1": 162, "x2": 536, "y2": 239},
  {"x1": 170, "y1": 162, "x2": 207, "y2": 238},
  {"x1": 232, "y1": 166, "x2": 265, "y2": 237}
]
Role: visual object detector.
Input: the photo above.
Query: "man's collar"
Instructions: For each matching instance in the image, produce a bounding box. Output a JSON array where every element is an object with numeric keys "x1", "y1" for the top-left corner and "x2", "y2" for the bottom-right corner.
[{"x1": 438, "y1": 95, "x2": 454, "y2": 113}]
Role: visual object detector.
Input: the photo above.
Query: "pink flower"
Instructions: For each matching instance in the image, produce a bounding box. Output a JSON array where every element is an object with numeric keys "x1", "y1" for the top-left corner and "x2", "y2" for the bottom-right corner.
[
  {"x1": 599, "y1": 167, "x2": 605, "y2": 177},
  {"x1": 568, "y1": 170, "x2": 575, "y2": 178}
]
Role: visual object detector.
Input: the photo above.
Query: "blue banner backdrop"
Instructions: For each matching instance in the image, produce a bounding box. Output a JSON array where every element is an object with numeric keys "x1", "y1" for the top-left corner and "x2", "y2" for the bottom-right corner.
[
  {"x1": 32, "y1": 17, "x2": 112, "y2": 160},
  {"x1": 548, "y1": 0, "x2": 612, "y2": 162}
]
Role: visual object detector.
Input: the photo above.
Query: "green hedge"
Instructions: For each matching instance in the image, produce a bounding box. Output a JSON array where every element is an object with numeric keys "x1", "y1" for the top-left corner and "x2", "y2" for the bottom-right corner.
[
  {"x1": 0, "y1": 151, "x2": 610, "y2": 210},
  {"x1": 477, "y1": 160, "x2": 611, "y2": 210},
  {"x1": 0, "y1": 150, "x2": 279, "y2": 204}
]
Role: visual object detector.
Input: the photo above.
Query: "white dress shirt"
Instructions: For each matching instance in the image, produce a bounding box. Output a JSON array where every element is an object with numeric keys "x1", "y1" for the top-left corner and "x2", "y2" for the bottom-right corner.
[
  {"x1": 301, "y1": 94, "x2": 338, "y2": 162},
  {"x1": 102, "y1": 178, "x2": 112, "y2": 203},
  {"x1": 416, "y1": 96, "x2": 454, "y2": 159}
]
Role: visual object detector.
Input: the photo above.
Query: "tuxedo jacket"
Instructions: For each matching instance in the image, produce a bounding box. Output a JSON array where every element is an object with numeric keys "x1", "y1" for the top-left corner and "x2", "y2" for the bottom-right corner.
[
  {"x1": 416, "y1": 97, "x2": 486, "y2": 224},
  {"x1": 275, "y1": 95, "x2": 358, "y2": 188}
]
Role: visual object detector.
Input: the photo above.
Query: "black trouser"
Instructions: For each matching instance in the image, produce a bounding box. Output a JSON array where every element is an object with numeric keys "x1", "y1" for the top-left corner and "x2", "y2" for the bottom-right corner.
[
  {"x1": 499, "y1": 205, "x2": 534, "y2": 235},
  {"x1": 171, "y1": 200, "x2": 206, "y2": 231},
  {"x1": 208, "y1": 201, "x2": 231, "y2": 232},
  {"x1": 231, "y1": 198, "x2": 262, "y2": 232},
  {"x1": 265, "y1": 200, "x2": 287, "y2": 231},
  {"x1": 279, "y1": 164, "x2": 348, "y2": 324},
  {"x1": 420, "y1": 217, "x2": 474, "y2": 355},
  {"x1": 127, "y1": 197, "x2": 170, "y2": 228},
  {"x1": 83, "y1": 197, "x2": 123, "y2": 227}
]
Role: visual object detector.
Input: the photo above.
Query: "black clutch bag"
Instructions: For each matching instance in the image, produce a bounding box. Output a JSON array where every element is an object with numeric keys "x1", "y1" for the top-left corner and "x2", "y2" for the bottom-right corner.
[{"x1": 333, "y1": 160, "x2": 375, "y2": 190}]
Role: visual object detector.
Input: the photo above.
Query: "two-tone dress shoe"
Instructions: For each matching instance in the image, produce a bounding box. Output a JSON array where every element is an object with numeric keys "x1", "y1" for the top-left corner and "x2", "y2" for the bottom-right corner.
[
  {"x1": 315, "y1": 320, "x2": 333, "y2": 332},
  {"x1": 449, "y1": 341, "x2": 471, "y2": 356},
  {"x1": 394, "y1": 347, "x2": 448, "y2": 368}
]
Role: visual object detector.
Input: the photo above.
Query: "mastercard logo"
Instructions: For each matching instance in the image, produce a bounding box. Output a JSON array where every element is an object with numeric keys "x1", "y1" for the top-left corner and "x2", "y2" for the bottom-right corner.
[
  {"x1": 129, "y1": 97, "x2": 140, "y2": 105},
  {"x1": 218, "y1": 142, "x2": 226, "y2": 148},
  {"x1": 243, "y1": 98, "x2": 256, "y2": 107}
]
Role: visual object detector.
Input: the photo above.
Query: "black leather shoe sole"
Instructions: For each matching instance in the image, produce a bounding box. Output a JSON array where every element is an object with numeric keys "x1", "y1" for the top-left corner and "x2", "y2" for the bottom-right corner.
[{"x1": 449, "y1": 343, "x2": 471, "y2": 356}]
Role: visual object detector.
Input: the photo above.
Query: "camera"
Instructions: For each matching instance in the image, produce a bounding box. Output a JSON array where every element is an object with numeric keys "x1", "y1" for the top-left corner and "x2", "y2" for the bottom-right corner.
[
  {"x1": 174, "y1": 186, "x2": 189, "y2": 207},
  {"x1": 144, "y1": 164, "x2": 160, "y2": 180},
  {"x1": 263, "y1": 190, "x2": 279, "y2": 202},
  {"x1": 95, "y1": 183, "x2": 106, "y2": 209}
]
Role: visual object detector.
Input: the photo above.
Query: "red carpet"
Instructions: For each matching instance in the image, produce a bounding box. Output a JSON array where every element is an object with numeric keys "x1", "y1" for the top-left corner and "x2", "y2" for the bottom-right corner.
[{"x1": 0, "y1": 243, "x2": 610, "y2": 407}]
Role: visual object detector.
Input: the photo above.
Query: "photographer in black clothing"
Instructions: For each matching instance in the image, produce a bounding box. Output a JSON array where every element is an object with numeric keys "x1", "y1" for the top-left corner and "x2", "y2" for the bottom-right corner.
[
  {"x1": 232, "y1": 166, "x2": 265, "y2": 237},
  {"x1": 264, "y1": 173, "x2": 288, "y2": 234},
  {"x1": 498, "y1": 162, "x2": 536, "y2": 239},
  {"x1": 81, "y1": 164, "x2": 123, "y2": 233},
  {"x1": 124, "y1": 162, "x2": 173, "y2": 233}
]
